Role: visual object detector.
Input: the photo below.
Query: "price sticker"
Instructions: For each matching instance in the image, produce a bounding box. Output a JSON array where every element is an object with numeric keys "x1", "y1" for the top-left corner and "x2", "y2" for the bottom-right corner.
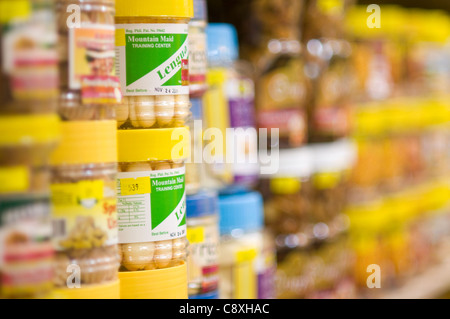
[
  {"x1": 120, "y1": 176, "x2": 150, "y2": 196},
  {"x1": 187, "y1": 226, "x2": 205, "y2": 244}
]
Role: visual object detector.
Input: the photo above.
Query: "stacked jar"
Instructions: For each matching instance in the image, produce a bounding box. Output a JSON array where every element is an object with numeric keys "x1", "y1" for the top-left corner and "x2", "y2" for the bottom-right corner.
[
  {"x1": 114, "y1": 0, "x2": 193, "y2": 299},
  {"x1": 203, "y1": 23, "x2": 259, "y2": 190},
  {"x1": 216, "y1": 0, "x2": 309, "y2": 149},
  {"x1": 51, "y1": 0, "x2": 120, "y2": 298},
  {"x1": 310, "y1": 140, "x2": 356, "y2": 239},
  {"x1": 218, "y1": 191, "x2": 276, "y2": 299},
  {"x1": 116, "y1": 127, "x2": 190, "y2": 299},
  {"x1": 0, "y1": 0, "x2": 60, "y2": 299},
  {"x1": 258, "y1": 147, "x2": 315, "y2": 246},
  {"x1": 186, "y1": 191, "x2": 220, "y2": 299}
]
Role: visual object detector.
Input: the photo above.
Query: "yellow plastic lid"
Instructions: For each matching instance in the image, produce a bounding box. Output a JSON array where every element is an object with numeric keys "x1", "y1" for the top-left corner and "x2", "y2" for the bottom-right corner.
[
  {"x1": 115, "y1": 0, "x2": 193, "y2": 18},
  {"x1": 117, "y1": 127, "x2": 190, "y2": 162},
  {"x1": 52, "y1": 280, "x2": 120, "y2": 299},
  {"x1": 50, "y1": 120, "x2": 117, "y2": 165},
  {"x1": 119, "y1": 262, "x2": 188, "y2": 299},
  {"x1": 0, "y1": 0, "x2": 31, "y2": 24},
  {"x1": 0, "y1": 114, "x2": 61, "y2": 146},
  {"x1": 270, "y1": 177, "x2": 301, "y2": 195}
]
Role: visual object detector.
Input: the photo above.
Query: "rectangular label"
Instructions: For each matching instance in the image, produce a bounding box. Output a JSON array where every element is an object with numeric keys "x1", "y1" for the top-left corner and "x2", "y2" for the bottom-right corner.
[
  {"x1": 120, "y1": 176, "x2": 151, "y2": 196},
  {"x1": 115, "y1": 23, "x2": 189, "y2": 96}
]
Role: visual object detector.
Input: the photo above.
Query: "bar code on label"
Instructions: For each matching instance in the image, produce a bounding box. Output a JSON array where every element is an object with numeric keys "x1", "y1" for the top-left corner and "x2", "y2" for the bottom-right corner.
[{"x1": 52, "y1": 218, "x2": 67, "y2": 237}]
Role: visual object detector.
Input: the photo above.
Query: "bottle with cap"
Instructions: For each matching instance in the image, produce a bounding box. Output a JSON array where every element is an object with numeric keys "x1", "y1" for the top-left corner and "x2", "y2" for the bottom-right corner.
[
  {"x1": 218, "y1": 191, "x2": 276, "y2": 299},
  {"x1": 203, "y1": 23, "x2": 259, "y2": 189},
  {"x1": 0, "y1": 114, "x2": 60, "y2": 299},
  {"x1": 186, "y1": 190, "x2": 220, "y2": 299},
  {"x1": 49, "y1": 120, "x2": 120, "y2": 298},
  {"x1": 114, "y1": 0, "x2": 193, "y2": 129},
  {"x1": 116, "y1": 127, "x2": 190, "y2": 299}
]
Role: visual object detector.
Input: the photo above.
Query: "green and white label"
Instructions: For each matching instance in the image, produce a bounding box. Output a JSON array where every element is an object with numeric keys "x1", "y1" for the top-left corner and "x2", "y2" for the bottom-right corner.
[
  {"x1": 115, "y1": 23, "x2": 189, "y2": 96},
  {"x1": 116, "y1": 167, "x2": 186, "y2": 243}
]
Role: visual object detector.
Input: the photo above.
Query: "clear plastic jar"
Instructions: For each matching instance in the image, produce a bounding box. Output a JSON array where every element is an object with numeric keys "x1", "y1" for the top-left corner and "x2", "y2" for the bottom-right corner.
[
  {"x1": 0, "y1": 0, "x2": 58, "y2": 114},
  {"x1": 0, "y1": 114, "x2": 60, "y2": 298},
  {"x1": 218, "y1": 191, "x2": 276, "y2": 299},
  {"x1": 56, "y1": 0, "x2": 118, "y2": 120},
  {"x1": 188, "y1": 0, "x2": 208, "y2": 98},
  {"x1": 186, "y1": 191, "x2": 220, "y2": 298},
  {"x1": 49, "y1": 120, "x2": 120, "y2": 289},
  {"x1": 114, "y1": 0, "x2": 193, "y2": 129},
  {"x1": 116, "y1": 127, "x2": 190, "y2": 271}
]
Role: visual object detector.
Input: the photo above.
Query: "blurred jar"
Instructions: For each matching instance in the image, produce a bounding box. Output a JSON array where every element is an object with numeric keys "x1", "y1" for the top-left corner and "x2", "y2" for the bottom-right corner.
[
  {"x1": 49, "y1": 120, "x2": 120, "y2": 292},
  {"x1": 305, "y1": 39, "x2": 356, "y2": 143},
  {"x1": 275, "y1": 245, "x2": 313, "y2": 299},
  {"x1": 0, "y1": 0, "x2": 58, "y2": 114},
  {"x1": 310, "y1": 140, "x2": 354, "y2": 239},
  {"x1": 186, "y1": 190, "x2": 220, "y2": 298},
  {"x1": 254, "y1": 39, "x2": 310, "y2": 149},
  {"x1": 56, "y1": 0, "x2": 119, "y2": 121},
  {"x1": 114, "y1": 0, "x2": 193, "y2": 129},
  {"x1": 203, "y1": 23, "x2": 259, "y2": 189},
  {"x1": 189, "y1": 0, "x2": 208, "y2": 98},
  {"x1": 218, "y1": 191, "x2": 276, "y2": 299},
  {"x1": 259, "y1": 147, "x2": 314, "y2": 239},
  {"x1": 0, "y1": 114, "x2": 60, "y2": 298}
]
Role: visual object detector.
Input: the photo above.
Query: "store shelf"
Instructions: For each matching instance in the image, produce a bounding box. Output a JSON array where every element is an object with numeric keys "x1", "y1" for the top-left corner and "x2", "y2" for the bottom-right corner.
[{"x1": 380, "y1": 257, "x2": 450, "y2": 299}]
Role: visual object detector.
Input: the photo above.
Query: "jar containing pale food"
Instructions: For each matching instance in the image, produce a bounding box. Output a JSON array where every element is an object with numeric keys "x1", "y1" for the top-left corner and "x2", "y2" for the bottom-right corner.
[{"x1": 114, "y1": 0, "x2": 193, "y2": 129}]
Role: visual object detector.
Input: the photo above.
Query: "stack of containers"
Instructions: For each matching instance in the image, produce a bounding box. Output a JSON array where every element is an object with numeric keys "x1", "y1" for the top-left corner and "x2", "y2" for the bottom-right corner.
[
  {"x1": 185, "y1": 0, "x2": 222, "y2": 300},
  {"x1": 202, "y1": 23, "x2": 277, "y2": 299},
  {"x1": 113, "y1": 0, "x2": 192, "y2": 299},
  {"x1": 50, "y1": 0, "x2": 121, "y2": 299},
  {"x1": 0, "y1": 0, "x2": 60, "y2": 299}
]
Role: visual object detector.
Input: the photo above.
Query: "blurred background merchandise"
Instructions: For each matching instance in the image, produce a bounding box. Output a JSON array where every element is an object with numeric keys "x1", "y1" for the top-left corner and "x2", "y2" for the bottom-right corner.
[{"x1": 207, "y1": 0, "x2": 450, "y2": 299}]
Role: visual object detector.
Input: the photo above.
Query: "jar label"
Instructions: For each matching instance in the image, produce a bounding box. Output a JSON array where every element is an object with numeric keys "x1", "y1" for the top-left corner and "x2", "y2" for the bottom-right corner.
[
  {"x1": 188, "y1": 24, "x2": 207, "y2": 85},
  {"x1": 234, "y1": 248, "x2": 257, "y2": 299},
  {"x1": 116, "y1": 167, "x2": 186, "y2": 243},
  {"x1": 1, "y1": 4, "x2": 58, "y2": 103},
  {"x1": 313, "y1": 105, "x2": 351, "y2": 137},
  {"x1": 68, "y1": 24, "x2": 116, "y2": 92},
  {"x1": 50, "y1": 179, "x2": 118, "y2": 251},
  {"x1": 115, "y1": 23, "x2": 189, "y2": 96},
  {"x1": 187, "y1": 223, "x2": 219, "y2": 294},
  {"x1": 0, "y1": 196, "x2": 54, "y2": 297},
  {"x1": 226, "y1": 78, "x2": 255, "y2": 128}
]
